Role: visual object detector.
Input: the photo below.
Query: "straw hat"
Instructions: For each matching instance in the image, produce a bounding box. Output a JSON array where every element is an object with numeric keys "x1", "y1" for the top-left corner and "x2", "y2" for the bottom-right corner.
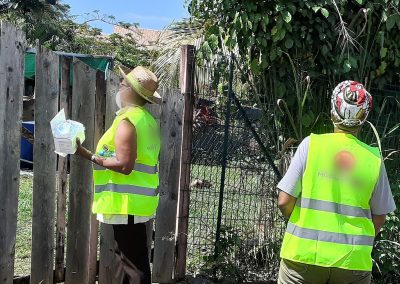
[{"x1": 119, "y1": 66, "x2": 162, "y2": 104}]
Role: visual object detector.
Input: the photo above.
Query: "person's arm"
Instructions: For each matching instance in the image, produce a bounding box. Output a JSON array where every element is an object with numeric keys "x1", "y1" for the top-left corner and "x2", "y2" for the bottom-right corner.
[
  {"x1": 372, "y1": 214, "x2": 386, "y2": 236},
  {"x1": 75, "y1": 140, "x2": 96, "y2": 161},
  {"x1": 369, "y1": 162, "x2": 396, "y2": 237},
  {"x1": 278, "y1": 191, "x2": 297, "y2": 219},
  {"x1": 76, "y1": 119, "x2": 137, "y2": 175},
  {"x1": 277, "y1": 137, "x2": 309, "y2": 219}
]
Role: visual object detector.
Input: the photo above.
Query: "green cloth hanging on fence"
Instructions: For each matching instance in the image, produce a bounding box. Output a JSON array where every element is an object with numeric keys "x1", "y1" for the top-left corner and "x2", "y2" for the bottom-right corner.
[
  {"x1": 24, "y1": 53, "x2": 36, "y2": 79},
  {"x1": 24, "y1": 51, "x2": 112, "y2": 80}
]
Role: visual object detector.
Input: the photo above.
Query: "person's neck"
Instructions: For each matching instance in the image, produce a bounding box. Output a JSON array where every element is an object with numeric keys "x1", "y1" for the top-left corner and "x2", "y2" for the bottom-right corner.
[
  {"x1": 123, "y1": 101, "x2": 146, "y2": 108},
  {"x1": 131, "y1": 97, "x2": 147, "y2": 107}
]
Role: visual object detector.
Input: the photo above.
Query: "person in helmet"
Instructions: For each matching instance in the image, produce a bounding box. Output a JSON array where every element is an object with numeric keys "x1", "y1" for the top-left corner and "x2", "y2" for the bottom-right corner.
[{"x1": 277, "y1": 81, "x2": 396, "y2": 284}]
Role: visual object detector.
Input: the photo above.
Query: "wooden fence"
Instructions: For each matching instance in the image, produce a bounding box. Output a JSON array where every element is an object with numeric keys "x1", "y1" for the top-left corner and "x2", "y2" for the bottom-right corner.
[{"x1": 0, "y1": 22, "x2": 195, "y2": 284}]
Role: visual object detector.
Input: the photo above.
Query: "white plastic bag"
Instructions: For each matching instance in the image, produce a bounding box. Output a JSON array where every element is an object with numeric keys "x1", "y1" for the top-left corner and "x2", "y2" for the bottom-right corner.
[{"x1": 50, "y1": 109, "x2": 85, "y2": 157}]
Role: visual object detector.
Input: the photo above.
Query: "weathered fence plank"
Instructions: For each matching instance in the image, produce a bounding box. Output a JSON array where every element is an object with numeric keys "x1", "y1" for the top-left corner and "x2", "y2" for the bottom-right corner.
[
  {"x1": 175, "y1": 45, "x2": 196, "y2": 280},
  {"x1": 104, "y1": 72, "x2": 119, "y2": 130},
  {"x1": 152, "y1": 89, "x2": 184, "y2": 283},
  {"x1": 0, "y1": 21, "x2": 25, "y2": 284},
  {"x1": 99, "y1": 71, "x2": 119, "y2": 284},
  {"x1": 31, "y1": 45, "x2": 59, "y2": 284},
  {"x1": 54, "y1": 56, "x2": 71, "y2": 283},
  {"x1": 146, "y1": 104, "x2": 162, "y2": 122},
  {"x1": 65, "y1": 59, "x2": 96, "y2": 284},
  {"x1": 145, "y1": 101, "x2": 162, "y2": 267},
  {"x1": 88, "y1": 71, "x2": 107, "y2": 284},
  {"x1": 146, "y1": 220, "x2": 154, "y2": 262},
  {"x1": 99, "y1": 224, "x2": 117, "y2": 284}
]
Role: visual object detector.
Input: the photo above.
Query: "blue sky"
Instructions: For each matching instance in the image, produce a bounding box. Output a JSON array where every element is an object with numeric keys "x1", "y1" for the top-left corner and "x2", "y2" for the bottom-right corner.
[{"x1": 61, "y1": 0, "x2": 189, "y2": 34}]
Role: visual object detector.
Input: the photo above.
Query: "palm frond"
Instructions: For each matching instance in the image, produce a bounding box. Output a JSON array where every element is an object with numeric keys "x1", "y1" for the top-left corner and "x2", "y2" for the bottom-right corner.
[
  {"x1": 151, "y1": 17, "x2": 205, "y2": 87},
  {"x1": 152, "y1": 17, "x2": 238, "y2": 88}
]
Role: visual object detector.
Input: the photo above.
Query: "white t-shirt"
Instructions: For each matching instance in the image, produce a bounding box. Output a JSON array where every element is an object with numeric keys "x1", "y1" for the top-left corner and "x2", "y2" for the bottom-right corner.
[
  {"x1": 97, "y1": 214, "x2": 153, "y2": 225},
  {"x1": 278, "y1": 136, "x2": 396, "y2": 215}
]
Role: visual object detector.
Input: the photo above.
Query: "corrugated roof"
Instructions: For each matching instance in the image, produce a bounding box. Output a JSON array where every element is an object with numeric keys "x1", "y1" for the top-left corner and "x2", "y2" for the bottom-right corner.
[{"x1": 113, "y1": 26, "x2": 170, "y2": 48}]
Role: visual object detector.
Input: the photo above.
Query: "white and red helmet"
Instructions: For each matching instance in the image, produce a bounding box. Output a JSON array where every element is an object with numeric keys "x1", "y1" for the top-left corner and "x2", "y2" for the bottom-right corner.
[{"x1": 331, "y1": 80, "x2": 373, "y2": 127}]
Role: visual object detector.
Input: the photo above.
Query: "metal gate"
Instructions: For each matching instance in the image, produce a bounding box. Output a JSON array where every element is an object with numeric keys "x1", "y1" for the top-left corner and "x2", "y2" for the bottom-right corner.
[{"x1": 186, "y1": 55, "x2": 285, "y2": 281}]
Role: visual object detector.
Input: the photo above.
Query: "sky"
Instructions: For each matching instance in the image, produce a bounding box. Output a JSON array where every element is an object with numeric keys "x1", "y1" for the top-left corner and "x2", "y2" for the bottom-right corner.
[{"x1": 61, "y1": 0, "x2": 189, "y2": 34}]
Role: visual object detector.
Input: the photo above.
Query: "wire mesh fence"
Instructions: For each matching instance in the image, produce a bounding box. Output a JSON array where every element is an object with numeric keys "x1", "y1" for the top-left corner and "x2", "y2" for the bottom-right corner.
[{"x1": 187, "y1": 58, "x2": 284, "y2": 281}]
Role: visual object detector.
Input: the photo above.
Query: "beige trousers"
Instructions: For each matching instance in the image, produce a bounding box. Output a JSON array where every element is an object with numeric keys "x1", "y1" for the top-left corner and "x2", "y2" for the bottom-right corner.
[{"x1": 278, "y1": 259, "x2": 372, "y2": 284}]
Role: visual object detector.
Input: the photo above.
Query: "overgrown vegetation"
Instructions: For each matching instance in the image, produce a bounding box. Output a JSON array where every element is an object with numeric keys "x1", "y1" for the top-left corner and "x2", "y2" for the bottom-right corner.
[
  {"x1": 372, "y1": 143, "x2": 400, "y2": 283},
  {"x1": 0, "y1": 0, "x2": 153, "y2": 68},
  {"x1": 195, "y1": 226, "x2": 281, "y2": 282},
  {"x1": 187, "y1": 0, "x2": 399, "y2": 141}
]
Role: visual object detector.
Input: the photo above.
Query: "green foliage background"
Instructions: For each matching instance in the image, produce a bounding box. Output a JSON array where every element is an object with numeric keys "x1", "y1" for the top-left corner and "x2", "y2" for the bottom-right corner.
[
  {"x1": 191, "y1": 0, "x2": 400, "y2": 85},
  {"x1": 189, "y1": 0, "x2": 400, "y2": 140}
]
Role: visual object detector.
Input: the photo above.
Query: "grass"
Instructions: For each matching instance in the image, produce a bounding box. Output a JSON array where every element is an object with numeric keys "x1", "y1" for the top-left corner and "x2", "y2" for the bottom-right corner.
[{"x1": 15, "y1": 175, "x2": 33, "y2": 276}]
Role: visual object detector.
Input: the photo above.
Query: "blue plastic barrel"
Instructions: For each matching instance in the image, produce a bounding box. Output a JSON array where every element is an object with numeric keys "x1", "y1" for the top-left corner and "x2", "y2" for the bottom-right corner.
[{"x1": 21, "y1": 121, "x2": 34, "y2": 165}]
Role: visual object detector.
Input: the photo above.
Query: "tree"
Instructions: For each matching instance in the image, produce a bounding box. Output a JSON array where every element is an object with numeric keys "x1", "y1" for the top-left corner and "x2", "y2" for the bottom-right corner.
[
  {"x1": 0, "y1": 1, "x2": 153, "y2": 68},
  {"x1": 0, "y1": 0, "x2": 71, "y2": 45},
  {"x1": 59, "y1": 24, "x2": 154, "y2": 69}
]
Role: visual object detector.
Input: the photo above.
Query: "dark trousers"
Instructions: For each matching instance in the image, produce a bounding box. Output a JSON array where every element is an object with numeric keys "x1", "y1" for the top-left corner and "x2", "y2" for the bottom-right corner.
[{"x1": 113, "y1": 216, "x2": 151, "y2": 284}]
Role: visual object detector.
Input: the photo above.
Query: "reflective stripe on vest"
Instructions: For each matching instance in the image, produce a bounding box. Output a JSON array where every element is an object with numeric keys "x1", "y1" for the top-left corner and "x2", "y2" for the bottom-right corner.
[
  {"x1": 93, "y1": 163, "x2": 158, "y2": 174},
  {"x1": 95, "y1": 184, "x2": 159, "y2": 196},
  {"x1": 280, "y1": 133, "x2": 381, "y2": 271},
  {"x1": 297, "y1": 198, "x2": 372, "y2": 219},
  {"x1": 287, "y1": 222, "x2": 375, "y2": 246}
]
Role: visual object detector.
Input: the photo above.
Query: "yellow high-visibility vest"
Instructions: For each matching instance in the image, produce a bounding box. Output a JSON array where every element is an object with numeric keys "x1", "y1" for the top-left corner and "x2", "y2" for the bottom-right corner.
[
  {"x1": 280, "y1": 133, "x2": 381, "y2": 271},
  {"x1": 92, "y1": 106, "x2": 160, "y2": 217}
]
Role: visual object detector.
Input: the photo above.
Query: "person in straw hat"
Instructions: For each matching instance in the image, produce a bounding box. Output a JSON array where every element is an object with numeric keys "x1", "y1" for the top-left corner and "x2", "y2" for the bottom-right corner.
[{"x1": 75, "y1": 66, "x2": 162, "y2": 284}]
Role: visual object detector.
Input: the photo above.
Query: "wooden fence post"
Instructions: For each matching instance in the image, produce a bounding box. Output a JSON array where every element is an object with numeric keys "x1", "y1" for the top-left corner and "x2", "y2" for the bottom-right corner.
[
  {"x1": 175, "y1": 45, "x2": 196, "y2": 280},
  {"x1": 88, "y1": 70, "x2": 107, "y2": 284},
  {"x1": 152, "y1": 90, "x2": 184, "y2": 283},
  {"x1": 65, "y1": 59, "x2": 96, "y2": 284},
  {"x1": 0, "y1": 21, "x2": 25, "y2": 284},
  {"x1": 144, "y1": 104, "x2": 162, "y2": 264},
  {"x1": 54, "y1": 56, "x2": 71, "y2": 283},
  {"x1": 31, "y1": 45, "x2": 59, "y2": 284},
  {"x1": 98, "y1": 71, "x2": 119, "y2": 284}
]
